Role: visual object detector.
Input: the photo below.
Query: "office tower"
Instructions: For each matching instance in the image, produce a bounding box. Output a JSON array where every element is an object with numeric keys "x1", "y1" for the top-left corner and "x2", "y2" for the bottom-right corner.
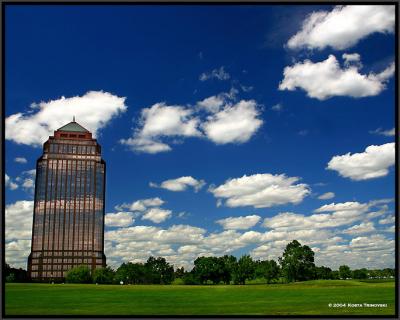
[{"x1": 28, "y1": 120, "x2": 106, "y2": 280}]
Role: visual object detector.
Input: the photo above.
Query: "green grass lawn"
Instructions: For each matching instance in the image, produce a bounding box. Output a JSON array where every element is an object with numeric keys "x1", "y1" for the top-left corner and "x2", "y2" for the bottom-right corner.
[{"x1": 5, "y1": 280, "x2": 396, "y2": 316}]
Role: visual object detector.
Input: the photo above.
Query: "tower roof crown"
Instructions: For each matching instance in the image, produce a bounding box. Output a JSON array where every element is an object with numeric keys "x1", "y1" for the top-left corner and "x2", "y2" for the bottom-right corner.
[{"x1": 57, "y1": 121, "x2": 89, "y2": 133}]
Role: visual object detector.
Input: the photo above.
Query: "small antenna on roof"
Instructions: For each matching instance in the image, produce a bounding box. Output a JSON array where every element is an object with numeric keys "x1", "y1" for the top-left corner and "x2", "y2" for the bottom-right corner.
[{"x1": 73, "y1": 115, "x2": 75, "y2": 122}]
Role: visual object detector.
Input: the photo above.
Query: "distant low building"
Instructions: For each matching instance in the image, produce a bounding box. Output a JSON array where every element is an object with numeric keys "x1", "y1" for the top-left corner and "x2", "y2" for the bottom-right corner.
[{"x1": 28, "y1": 120, "x2": 106, "y2": 281}]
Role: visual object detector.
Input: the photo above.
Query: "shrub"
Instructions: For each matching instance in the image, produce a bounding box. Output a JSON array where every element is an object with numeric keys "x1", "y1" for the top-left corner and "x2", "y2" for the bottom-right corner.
[
  {"x1": 6, "y1": 273, "x2": 16, "y2": 283},
  {"x1": 65, "y1": 265, "x2": 92, "y2": 283},
  {"x1": 352, "y1": 268, "x2": 368, "y2": 280},
  {"x1": 182, "y1": 272, "x2": 200, "y2": 285},
  {"x1": 92, "y1": 267, "x2": 115, "y2": 284}
]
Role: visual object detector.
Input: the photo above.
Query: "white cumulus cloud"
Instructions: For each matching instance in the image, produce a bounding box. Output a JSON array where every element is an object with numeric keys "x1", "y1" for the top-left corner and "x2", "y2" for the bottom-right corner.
[
  {"x1": 22, "y1": 178, "x2": 34, "y2": 190},
  {"x1": 5, "y1": 200, "x2": 34, "y2": 241},
  {"x1": 263, "y1": 205, "x2": 366, "y2": 232},
  {"x1": 14, "y1": 169, "x2": 36, "y2": 192},
  {"x1": 150, "y1": 176, "x2": 206, "y2": 192},
  {"x1": 271, "y1": 103, "x2": 283, "y2": 111},
  {"x1": 6, "y1": 91, "x2": 127, "y2": 146},
  {"x1": 6, "y1": 240, "x2": 31, "y2": 269},
  {"x1": 316, "y1": 233, "x2": 394, "y2": 270},
  {"x1": 120, "y1": 103, "x2": 201, "y2": 154},
  {"x1": 342, "y1": 222, "x2": 375, "y2": 235},
  {"x1": 113, "y1": 197, "x2": 174, "y2": 224},
  {"x1": 142, "y1": 208, "x2": 172, "y2": 224},
  {"x1": 384, "y1": 226, "x2": 395, "y2": 233},
  {"x1": 105, "y1": 212, "x2": 135, "y2": 227},
  {"x1": 115, "y1": 197, "x2": 165, "y2": 212},
  {"x1": 260, "y1": 200, "x2": 383, "y2": 233},
  {"x1": 287, "y1": 5, "x2": 395, "y2": 50},
  {"x1": 349, "y1": 234, "x2": 394, "y2": 251},
  {"x1": 210, "y1": 173, "x2": 310, "y2": 208},
  {"x1": 327, "y1": 143, "x2": 395, "y2": 180},
  {"x1": 318, "y1": 192, "x2": 335, "y2": 200},
  {"x1": 101, "y1": 198, "x2": 393, "y2": 270},
  {"x1": 370, "y1": 127, "x2": 395, "y2": 137},
  {"x1": 120, "y1": 136, "x2": 172, "y2": 154},
  {"x1": 314, "y1": 201, "x2": 370, "y2": 213},
  {"x1": 121, "y1": 91, "x2": 263, "y2": 154},
  {"x1": 196, "y1": 88, "x2": 238, "y2": 114},
  {"x1": 216, "y1": 215, "x2": 261, "y2": 230},
  {"x1": 5, "y1": 174, "x2": 18, "y2": 190},
  {"x1": 14, "y1": 157, "x2": 27, "y2": 164},
  {"x1": 199, "y1": 66, "x2": 230, "y2": 81},
  {"x1": 135, "y1": 103, "x2": 201, "y2": 138},
  {"x1": 202, "y1": 100, "x2": 263, "y2": 144},
  {"x1": 379, "y1": 215, "x2": 395, "y2": 225},
  {"x1": 197, "y1": 95, "x2": 226, "y2": 113},
  {"x1": 279, "y1": 55, "x2": 394, "y2": 100},
  {"x1": 342, "y1": 53, "x2": 362, "y2": 68}
]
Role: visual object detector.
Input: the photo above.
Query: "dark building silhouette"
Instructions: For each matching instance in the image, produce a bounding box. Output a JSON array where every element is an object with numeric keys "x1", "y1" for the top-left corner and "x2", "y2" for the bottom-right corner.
[{"x1": 28, "y1": 120, "x2": 106, "y2": 280}]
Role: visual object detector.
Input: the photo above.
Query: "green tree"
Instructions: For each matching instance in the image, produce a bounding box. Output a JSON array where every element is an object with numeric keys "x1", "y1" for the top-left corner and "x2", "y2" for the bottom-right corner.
[
  {"x1": 115, "y1": 262, "x2": 147, "y2": 284},
  {"x1": 192, "y1": 255, "x2": 237, "y2": 285},
  {"x1": 207, "y1": 257, "x2": 220, "y2": 284},
  {"x1": 175, "y1": 267, "x2": 185, "y2": 279},
  {"x1": 232, "y1": 255, "x2": 255, "y2": 285},
  {"x1": 278, "y1": 240, "x2": 315, "y2": 282},
  {"x1": 182, "y1": 271, "x2": 200, "y2": 285},
  {"x1": 5, "y1": 264, "x2": 12, "y2": 278},
  {"x1": 209, "y1": 257, "x2": 230, "y2": 284},
  {"x1": 114, "y1": 263, "x2": 129, "y2": 284},
  {"x1": 145, "y1": 257, "x2": 175, "y2": 284},
  {"x1": 264, "y1": 260, "x2": 280, "y2": 283},
  {"x1": 6, "y1": 273, "x2": 16, "y2": 283},
  {"x1": 192, "y1": 257, "x2": 213, "y2": 284},
  {"x1": 315, "y1": 266, "x2": 332, "y2": 280},
  {"x1": 352, "y1": 268, "x2": 368, "y2": 280},
  {"x1": 65, "y1": 265, "x2": 92, "y2": 283},
  {"x1": 255, "y1": 260, "x2": 280, "y2": 283},
  {"x1": 382, "y1": 268, "x2": 395, "y2": 278},
  {"x1": 128, "y1": 263, "x2": 147, "y2": 284},
  {"x1": 368, "y1": 269, "x2": 379, "y2": 279},
  {"x1": 4, "y1": 263, "x2": 29, "y2": 283},
  {"x1": 339, "y1": 265, "x2": 352, "y2": 279},
  {"x1": 92, "y1": 266, "x2": 115, "y2": 284},
  {"x1": 219, "y1": 255, "x2": 237, "y2": 284}
]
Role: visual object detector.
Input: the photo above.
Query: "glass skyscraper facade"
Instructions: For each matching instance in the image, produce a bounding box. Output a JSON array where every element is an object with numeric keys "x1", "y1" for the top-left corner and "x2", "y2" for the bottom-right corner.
[{"x1": 28, "y1": 121, "x2": 106, "y2": 280}]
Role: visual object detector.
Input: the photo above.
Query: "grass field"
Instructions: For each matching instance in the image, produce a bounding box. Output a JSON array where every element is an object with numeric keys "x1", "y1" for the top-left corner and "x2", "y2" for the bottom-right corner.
[{"x1": 5, "y1": 280, "x2": 396, "y2": 316}]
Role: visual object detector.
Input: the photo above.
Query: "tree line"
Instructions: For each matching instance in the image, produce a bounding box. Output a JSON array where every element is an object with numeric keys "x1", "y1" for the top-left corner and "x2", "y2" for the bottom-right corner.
[{"x1": 6, "y1": 240, "x2": 395, "y2": 284}]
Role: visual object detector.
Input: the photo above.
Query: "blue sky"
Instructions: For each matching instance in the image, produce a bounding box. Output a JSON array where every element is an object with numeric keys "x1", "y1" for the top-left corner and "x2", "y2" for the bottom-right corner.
[{"x1": 5, "y1": 4, "x2": 396, "y2": 270}]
